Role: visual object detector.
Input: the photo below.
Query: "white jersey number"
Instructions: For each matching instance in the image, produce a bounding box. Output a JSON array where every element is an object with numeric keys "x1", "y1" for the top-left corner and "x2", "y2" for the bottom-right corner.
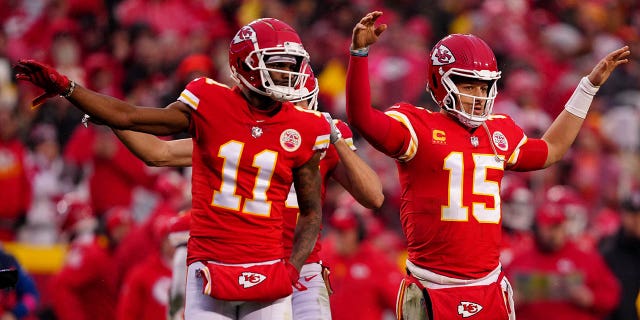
[
  {"x1": 442, "y1": 153, "x2": 502, "y2": 223},
  {"x1": 211, "y1": 141, "x2": 277, "y2": 216}
]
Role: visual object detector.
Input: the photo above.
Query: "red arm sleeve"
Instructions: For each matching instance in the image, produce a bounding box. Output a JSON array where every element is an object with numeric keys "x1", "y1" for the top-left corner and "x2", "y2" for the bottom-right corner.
[
  {"x1": 346, "y1": 56, "x2": 409, "y2": 157},
  {"x1": 508, "y1": 139, "x2": 548, "y2": 171}
]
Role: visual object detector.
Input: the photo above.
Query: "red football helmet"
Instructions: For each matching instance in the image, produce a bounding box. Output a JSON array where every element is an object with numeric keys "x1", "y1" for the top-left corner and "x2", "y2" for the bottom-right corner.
[
  {"x1": 501, "y1": 183, "x2": 535, "y2": 231},
  {"x1": 544, "y1": 185, "x2": 588, "y2": 238},
  {"x1": 229, "y1": 18, "x2": 311, "y2": 101},
  {"x1": 289, "y1": 66, "x2": 319, "y2": 110},
  {"x1": 427, "y1": 34, "x2": 501, "y2": 128},
  {"x1": 56, "y1": 194, "x2": 96, "y2": 234}
]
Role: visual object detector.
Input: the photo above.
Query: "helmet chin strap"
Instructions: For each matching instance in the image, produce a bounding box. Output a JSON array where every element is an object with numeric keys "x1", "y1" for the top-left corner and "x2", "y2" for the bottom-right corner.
[{"x1": 482, "y1": 122, "x2": 505, "y2": 163}]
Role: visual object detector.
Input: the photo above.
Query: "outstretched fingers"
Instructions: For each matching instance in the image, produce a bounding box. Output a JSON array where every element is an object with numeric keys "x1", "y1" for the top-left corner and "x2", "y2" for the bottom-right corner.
[
  {"x1": 360, "y1": 11, "x2": 383, "y2": 26},
  {"x1": 588, "y1": 45, "x2": 632, "y2": 86},
  {"x1": 610, "y1": 46, "x2": 630, "y2": 65},
  {"x1": 362, "y1": 11, "x2": 387, "y2": 36},
  {"x1": 352, "y1": 11, "x2": 388, "y2": 49}
]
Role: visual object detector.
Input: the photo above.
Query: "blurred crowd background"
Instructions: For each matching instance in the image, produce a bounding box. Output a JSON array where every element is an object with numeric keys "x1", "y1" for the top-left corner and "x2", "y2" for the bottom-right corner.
[{"x1": 0, "y1": 0, "x2": 639, "y2": 319}]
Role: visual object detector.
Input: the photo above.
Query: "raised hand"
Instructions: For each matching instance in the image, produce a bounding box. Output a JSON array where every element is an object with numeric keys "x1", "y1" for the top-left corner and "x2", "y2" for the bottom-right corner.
[
  {"x1": 14, "y1": 59, "x2": 73, "y2": 108},
  {"x1": 351, "y1": 11, "x2": 387, "y2": 50},
  {"x1": 587, "y1": 46, "x2": 631, "y2": 86}
]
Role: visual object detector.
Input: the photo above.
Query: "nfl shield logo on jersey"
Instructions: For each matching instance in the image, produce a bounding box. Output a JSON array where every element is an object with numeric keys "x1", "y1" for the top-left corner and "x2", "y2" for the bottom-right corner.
[{"x1": 238, "y1": 272, "x2": 266, "y2": 288}]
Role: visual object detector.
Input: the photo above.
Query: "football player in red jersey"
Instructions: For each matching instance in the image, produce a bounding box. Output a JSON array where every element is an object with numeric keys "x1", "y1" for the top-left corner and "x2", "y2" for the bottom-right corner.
[
  {"x1": 346, "y1": 11, "x2": 630, "y2": 320},
  {"x1": 16, "y1": 18, "x2": 332, "y2": 320},
  {"x1": 105, "y1": 66, "x2": 384, "y2": 320}
]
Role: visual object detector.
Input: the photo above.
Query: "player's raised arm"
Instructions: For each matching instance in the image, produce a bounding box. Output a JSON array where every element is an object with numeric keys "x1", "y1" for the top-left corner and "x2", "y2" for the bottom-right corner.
[
  {"x1": 346, "y1": 12, "x2": 410, "y2": 157},
  {"x1": 540, "y1": 46, "x2": 630, "y2": 167},
  {"x1": 288, "y1": 151, "x2": 323, "y2": 271},
  {"x1": 112, "y1": 130, "x2": 193, "y2": 167},
  {"x1": 15, "y1": 59, "x2": 190, "y2": 136}
]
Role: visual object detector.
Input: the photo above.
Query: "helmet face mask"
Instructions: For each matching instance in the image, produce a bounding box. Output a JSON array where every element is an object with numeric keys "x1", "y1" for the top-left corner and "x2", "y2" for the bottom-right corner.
[
  {"x1": 229, "y1": 19, "x2": 311, "y2": 102},
  {"x1": 289, "y1": 65, "x2": 319, "y2": 110},
  {"x1": 427, "y1": 34, "x2": 501, "y2": 128}
]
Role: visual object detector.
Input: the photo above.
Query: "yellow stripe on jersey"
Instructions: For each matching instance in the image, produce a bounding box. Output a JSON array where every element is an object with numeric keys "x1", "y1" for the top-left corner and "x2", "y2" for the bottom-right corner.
[
  {"x1": 385, "y1": 110, "x2": 418, "y2": 162},
  {"x1": 488, "y1": 114, "x2": 507, "y2": 120},
  {"x1": 314, "y1": 134, "x2": 331, "y2": 150},
  {"x1": 344, "y1": 137, "x2": 357, "y2": 151},
  {"x1": 201, "y1": 266, "x2": 212, "y2": 295},
  {"x1": 178, "y1": 89, "x2": 200, "y2": 110},
  {"x1": 507, "y1": 136, "x2": 528, "y2": 165}
]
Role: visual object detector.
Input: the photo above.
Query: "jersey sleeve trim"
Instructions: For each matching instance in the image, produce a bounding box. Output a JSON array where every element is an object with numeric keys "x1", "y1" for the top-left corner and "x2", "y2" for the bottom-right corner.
[
  {"x1": 314, "y1": 135, "x2": 330, "y2": 150},
  {"x1": 178, "y1": 89, "x2": 199, "y2": 110},
  {"x1": 506, "y1": 135, "x2": 528, "y2": 166},
  {"x1": 344, "y1": 137, "x2": 356, "y2": 151},
  {"x1": 384, "y1": 110, "x2": 418, "y2": 162}
]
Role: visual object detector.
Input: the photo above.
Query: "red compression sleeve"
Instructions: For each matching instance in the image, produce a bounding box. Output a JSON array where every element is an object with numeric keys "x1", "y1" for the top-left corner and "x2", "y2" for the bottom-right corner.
[
  {"x1": 509, "y1": 138, "x2": 548, "y2": 171},
  {"x1": 346, "y1": 56, "x2": 408, "y2": 157}
]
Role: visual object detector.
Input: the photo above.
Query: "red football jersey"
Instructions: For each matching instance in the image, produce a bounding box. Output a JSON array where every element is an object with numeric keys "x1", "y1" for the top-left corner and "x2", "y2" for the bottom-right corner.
[
  {"x1": 282, "y1": 120, "x2": 356, "y2": 263},
  {"x1": 178, "y1": 78, "x2": 331, "y2": 264},
  {"x1": 384, "y1": 103, "x2": 539, "y2": 279}
]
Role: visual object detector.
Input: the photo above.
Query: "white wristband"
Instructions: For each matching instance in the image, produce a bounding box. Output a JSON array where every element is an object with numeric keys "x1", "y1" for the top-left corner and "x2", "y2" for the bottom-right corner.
[{"x1": 564, "y1": 77, "x2": 599, "y2": 119}]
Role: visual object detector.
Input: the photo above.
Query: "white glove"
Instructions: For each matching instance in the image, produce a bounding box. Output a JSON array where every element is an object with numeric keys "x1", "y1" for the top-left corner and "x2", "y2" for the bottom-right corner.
[{"x1": 322, "y1": 112, "x2": 342, "y2": 144}]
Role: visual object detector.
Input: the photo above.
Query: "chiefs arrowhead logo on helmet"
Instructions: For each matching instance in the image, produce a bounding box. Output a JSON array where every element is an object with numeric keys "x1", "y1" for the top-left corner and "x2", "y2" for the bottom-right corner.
[
  {"x1": 431, "y1": 44, "x2": 456, "y2": 66},
  {"x1": 231, "y1": 26, "x2": 256, "y2": 45}
]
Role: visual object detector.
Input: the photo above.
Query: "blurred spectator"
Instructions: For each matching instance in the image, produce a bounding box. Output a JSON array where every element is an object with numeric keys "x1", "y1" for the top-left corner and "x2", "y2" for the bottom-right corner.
[
  {"x1": 49, "y1": 195, "x2": 117, "y2": 320},
  {"x1": 506, "y1": 202, "x2": 621, "y2": 320},
  {"x1": 0, "y1": 108, "x2": 31, "y2": 241},
  {"x1": 63, "y1": 124, "x2": 158, "y2": 218},
  {"x1": 116, "y1": 213, "x2": 174, "y2": 320},
  {"x1": 103, "y1": 206, "x2": 134, "y2": 251},
  {"x1": 600, "y1": 191, "x2": 640, "y2": 320},
  {"x1": 83, "y1": 52, "x2": 125, "y2": 99},
  {"x1": 321, "y1": 203, "x2": 403, "y2": 320},
  {"x1": 500, "y1": 176, "x2": 535, "y2": 268},
  {"x1": 0, "y1": 245, "x2": 39, "y2": 320},
  {"x1": 166, "y1": 210, "x2": 191, "y2": 320},
  {"x1": 19, "y1": 124, "x2": 72, "y2": 245},
  {"x1": 160, "y1": 53, "x2": 216, "y2": 106},
  {"x1": 565, "y1": 124, "x2": 622, "y2": 210},
  {"x1": 111, "y1": 169, "x2": 188, "y2": 291},
  {"x1": 544, "y1": 185, "x2": 593, "y2": 249}
]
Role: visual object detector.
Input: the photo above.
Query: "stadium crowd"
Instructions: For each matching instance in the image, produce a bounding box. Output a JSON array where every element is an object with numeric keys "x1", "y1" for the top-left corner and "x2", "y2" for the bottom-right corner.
[{"x1": 0, "y1": 0, "x2": 639, "y2": 319}]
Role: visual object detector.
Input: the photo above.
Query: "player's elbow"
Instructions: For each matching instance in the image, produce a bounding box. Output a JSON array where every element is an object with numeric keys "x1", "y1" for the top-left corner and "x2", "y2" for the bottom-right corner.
[
  {"x1": 358, "y1": 191, "x2": 385, "y2": 209},
  {"x1": 143, "y1": 158, "x2": 165, "y2": 167},
  {"x1": 141, "y1": 149, "x2": 174, "y2": 167},
  {"x1": 369, "y1": 193, "x2": 385, "y2": 209}
]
